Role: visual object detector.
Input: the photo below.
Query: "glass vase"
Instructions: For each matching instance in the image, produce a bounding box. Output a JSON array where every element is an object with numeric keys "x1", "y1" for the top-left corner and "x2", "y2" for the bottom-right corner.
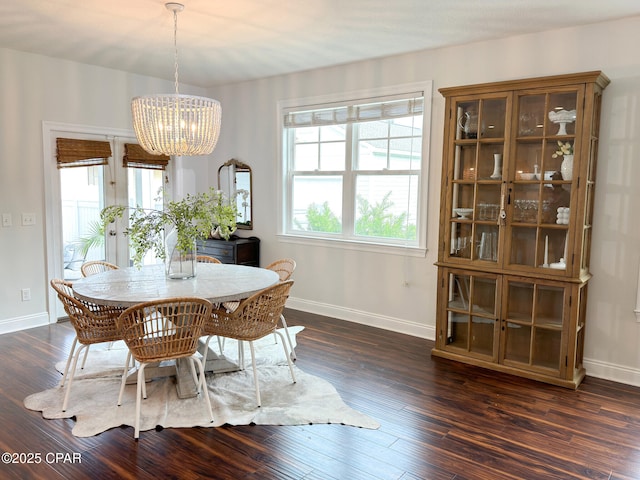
[{"x1": 165, "y1": 228, "x2": 197, "y2": 279}]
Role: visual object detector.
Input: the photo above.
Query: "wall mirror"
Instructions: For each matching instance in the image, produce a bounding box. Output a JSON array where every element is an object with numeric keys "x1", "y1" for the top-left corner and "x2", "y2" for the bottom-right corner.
[{"x1": 218, "y1": 158, "x2": 252, "y2": 229}]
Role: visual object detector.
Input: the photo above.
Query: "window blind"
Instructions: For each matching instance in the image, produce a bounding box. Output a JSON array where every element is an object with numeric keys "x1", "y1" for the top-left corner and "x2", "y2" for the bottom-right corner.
[
  {"x1": 123, "y1": 143, "x2": 170, "y2": 170},
  {"x1": 283, "y1": 94, "x2": 424, "y2": 128},
  {"x1": 56, "y1": 138, "x2": 112, "y2": 168}
]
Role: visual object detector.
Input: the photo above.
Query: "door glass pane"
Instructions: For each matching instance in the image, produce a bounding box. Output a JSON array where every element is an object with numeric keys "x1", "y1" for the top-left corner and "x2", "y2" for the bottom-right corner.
[
  {"x1": 506, "y1": 281, "x2": 534, "y2": 322},
  {"x1": 470, "y1": 316, "x2": 494, "y2": 355},
  {"x1": 504, "y1": 281, "x2": 533, "y2": 364},
  {"x1": 505, "y1": 322, "x2": 531, "y2": 364},
  {"x1": 547, "y1": 92, "x2": 578, "y2": 136},
  {"x1": 509, "y1": 227, "x2": 536, "y2": 267},
  {"x1": 475, "y1": 225, "x2": 498, "y2": 263},
  {"x1": 450, "y1": 222, "x2": 473, "y2": 259},
  {"x1": 479, "y1": 145, "x2": 503, "y2": 180},
  {"x1": 476, "y1": 185, "x2": 500, "y2": 222},
  {"x1": 456, "y1": 101, "x2": 480, "y2": 140},
  {"x1": 448, "y1": 311, "x2": 469, "y2": 348},
  {"x1": 127, "y1": 168, "x2": 164, "y2": 266},
  {"x1": 448, "y1": 273, "x2": 470, "y2": 311},
  {"x1": 454, "y1": 145, "x2": 477, "y2": 180},
  {"x1": 472, "y1": 277, "x2": 496, "y2": 315},
  {"x1": 60, "y1": 165, "x2": 105, "y2": 280},
  {"x1": 481, "y1": 98, "x2": 506, "y2": 139},
  {"x1": 532, "y1": 328, "x2": 561, "y2": 369},
  {"x1": 535, "y1": 285, "x2": 564, "y2": 327},
  {"x1": 532, "y1": 283, "x2": 563, "y2": 370},
  {"x1": 517, "y1": 94, "x2": 545, "y2": 137}
]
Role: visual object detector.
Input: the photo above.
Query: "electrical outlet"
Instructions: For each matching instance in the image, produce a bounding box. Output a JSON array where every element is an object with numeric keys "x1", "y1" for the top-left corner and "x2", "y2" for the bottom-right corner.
[
  {"x1": 1, "y1": 213, "x2": 11, "y2": 227},
  {"x1": 21, "y1": 288, "x2": 31, "y2": 302},
  {"x1": 22, "y1": 213, "x2": 36, "y2": 226}
]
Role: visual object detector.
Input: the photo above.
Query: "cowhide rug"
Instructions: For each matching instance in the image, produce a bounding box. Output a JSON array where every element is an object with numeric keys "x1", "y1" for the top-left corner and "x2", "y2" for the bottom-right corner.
[{"x1": 24, "y1": 326, "x2": 380, "y2": 437}]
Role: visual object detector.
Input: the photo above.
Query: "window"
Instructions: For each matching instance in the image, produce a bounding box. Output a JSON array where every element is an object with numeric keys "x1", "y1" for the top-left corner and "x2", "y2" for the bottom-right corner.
[{"x1": 279, "y1": 83, "x2": 431, "y2": 251}]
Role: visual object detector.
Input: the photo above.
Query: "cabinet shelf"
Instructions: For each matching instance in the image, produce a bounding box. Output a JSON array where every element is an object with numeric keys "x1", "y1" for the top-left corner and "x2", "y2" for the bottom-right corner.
[{"x1": 433, "y1": 71, "x2": 609, "y2": 389}]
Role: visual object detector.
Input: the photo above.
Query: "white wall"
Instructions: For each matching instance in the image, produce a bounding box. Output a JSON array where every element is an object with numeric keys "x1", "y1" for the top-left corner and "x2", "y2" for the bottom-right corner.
[
  {"x1": 208, "y1": 16, "x2": 640, "y2": 385},
  {"x1": 0, "y1": 48, "x2": 215, "y2": 331},
  {"x1": 0, "y1": 16, "x2": 638, "y2": 385}
]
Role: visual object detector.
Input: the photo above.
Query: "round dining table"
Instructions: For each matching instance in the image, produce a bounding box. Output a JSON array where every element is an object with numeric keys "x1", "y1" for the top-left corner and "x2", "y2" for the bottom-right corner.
[
  {"x1": 72, "y1": 263, "x2": 279, "y2": 308},
  {"x1": 71, "y1": 263, "x2": 280, "y2": 398}
]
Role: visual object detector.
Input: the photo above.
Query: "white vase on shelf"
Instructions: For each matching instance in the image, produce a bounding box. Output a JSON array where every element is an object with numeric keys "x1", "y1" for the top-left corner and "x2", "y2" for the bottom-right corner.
[
  {"x1": 490, "y1": 154, "x2": 502, "y2": 179},
  {"x1": 560, "y1": 154, "x2": 574, "y2": 181}
]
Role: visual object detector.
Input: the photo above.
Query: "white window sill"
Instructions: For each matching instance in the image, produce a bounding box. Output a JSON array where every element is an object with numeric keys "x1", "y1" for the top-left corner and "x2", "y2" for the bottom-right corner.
[{"x1": 276, "y1": 233, "x2": 427, "y2": 258}]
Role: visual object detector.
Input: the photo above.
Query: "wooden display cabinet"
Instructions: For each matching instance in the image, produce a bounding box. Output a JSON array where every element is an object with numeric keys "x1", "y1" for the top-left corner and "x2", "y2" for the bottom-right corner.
[{"x1": 433, "y1": 71, "x2": 609, "y2": 388}]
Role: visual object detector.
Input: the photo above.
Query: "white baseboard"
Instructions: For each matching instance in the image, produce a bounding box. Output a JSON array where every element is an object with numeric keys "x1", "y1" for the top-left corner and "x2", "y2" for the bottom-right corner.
[
  {"x1": 0, "y1": 312, "x2": 51, "y2": 335},
  {"x1": 583, "y1": 357, "x2": 640, "y2": 387},
  {"x1": 286, "y1": 297, "x2": 435, "y2": 340}
]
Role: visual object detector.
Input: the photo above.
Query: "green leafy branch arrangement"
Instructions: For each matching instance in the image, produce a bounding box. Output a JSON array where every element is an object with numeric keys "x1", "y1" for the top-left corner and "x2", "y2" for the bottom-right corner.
[{"x1": 101, "y1": 188, "x2": 237, "y2": 267}]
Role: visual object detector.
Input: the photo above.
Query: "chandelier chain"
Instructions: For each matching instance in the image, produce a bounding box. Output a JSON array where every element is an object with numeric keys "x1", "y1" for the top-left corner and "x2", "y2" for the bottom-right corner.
[{"x1": 173, "y1": 8, "x2": 179, "y2": 95}]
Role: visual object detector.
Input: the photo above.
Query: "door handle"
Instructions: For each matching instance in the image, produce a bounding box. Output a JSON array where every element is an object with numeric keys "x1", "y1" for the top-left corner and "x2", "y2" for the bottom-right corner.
[{"x1": 109, "y1": 230, "x2": 117, "y2": 236}]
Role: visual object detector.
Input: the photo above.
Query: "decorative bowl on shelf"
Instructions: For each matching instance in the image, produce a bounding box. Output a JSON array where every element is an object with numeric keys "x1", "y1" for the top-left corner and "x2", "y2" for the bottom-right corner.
[
  {"x1": 518, "y1": 172, "x2": 536, "y2": 180},
  {"x1": 548, "y1": 109, "x2": 577, "y2": 123},
  {"x1": 548, "y1": 109, "x2": 577, "y2": 135},
  {"x1": 453, "y1": 208, "x2": 474, "y2": 219}
]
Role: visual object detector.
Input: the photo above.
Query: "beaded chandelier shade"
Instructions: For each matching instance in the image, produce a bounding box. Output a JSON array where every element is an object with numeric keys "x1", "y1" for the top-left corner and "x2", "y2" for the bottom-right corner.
[{"x1": 132, "y1": 3, "x2": 221, "y2": 156}]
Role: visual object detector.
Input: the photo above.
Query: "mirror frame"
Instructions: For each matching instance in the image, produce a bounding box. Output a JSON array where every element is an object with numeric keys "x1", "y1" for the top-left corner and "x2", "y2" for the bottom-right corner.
[{"x1": 218, "y1": 158, "x2": 252, "y2": 230}]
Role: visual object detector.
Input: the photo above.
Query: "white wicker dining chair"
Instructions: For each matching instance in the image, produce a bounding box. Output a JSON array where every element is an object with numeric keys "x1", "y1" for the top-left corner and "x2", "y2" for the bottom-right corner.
[
  {"x1": 196, "y1": 255, "x2": 222, "y2": 264},
  {"x1": 218, "y1": 258, "x2": 297, "y2": 362},
  {"x1": 80, "y1": 260, "x2": 119, "y2": 277},
  {"x1": 116, "y1": 296, "x2": 214, "y2": 439},
  {"x1": 202, "y1": 281, "x2": 296, "y2": 407},
  {"x1": 265, "y1": 258, "x2": 297, "y2": 359},
  {"x1": 50, "y1": 278, "x2": 127, "y2": 412}
]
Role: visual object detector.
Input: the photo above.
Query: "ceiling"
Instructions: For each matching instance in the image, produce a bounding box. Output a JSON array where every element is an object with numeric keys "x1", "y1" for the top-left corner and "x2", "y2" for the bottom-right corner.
[{"x1": 1, "y1": 0, "x2": 639, "y2": 88}]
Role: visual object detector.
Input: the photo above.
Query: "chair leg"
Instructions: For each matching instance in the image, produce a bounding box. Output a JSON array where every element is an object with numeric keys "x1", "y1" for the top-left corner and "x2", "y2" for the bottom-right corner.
[
  {"x1": 188, "y1": 357, "x2": 199, "y2": 391},
  {"x1": 62, "y1": 343, "x2": 88, "y2": 412},
  {"x1": 80, "y1": 344, "x2": 91, "y2": 369},
  {"x1": 248, "y1": 341, "x2": 260, "y2": 407},
  {"x1": 134, "y1": 363, "x2": 147, "y2": 439},
  {"x1": 118, "y1": 351, "x2": 132, "y2": 406},
  {"x1": 279, "y1": 314, "x2": 296, "y2": 360},
  {"x1": 192, "y1": 356, "x2": 214, "y2": 423},
  {"x1": 238, "y1": 340, "x2": 245, "y2": 370},
  {"x1": 202, "y1": 335, "x2": 213, "y2": 367},
  {"x1": 60, "y1": 337, "x2": 78, "y2": 387},
  {"x1": 275, "y1": 330, "x2": 297, "y2": 384}
]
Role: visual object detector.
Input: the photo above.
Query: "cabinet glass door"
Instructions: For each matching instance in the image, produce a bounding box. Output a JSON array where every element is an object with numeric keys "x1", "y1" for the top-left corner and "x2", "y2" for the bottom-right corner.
[
  {"x1": 447, "y1": 96, "x2": 508, "y2": 265},
  {"x1": 502, "y1": 279, "x2": 565, "y2": 375},
  {"x1": 443, "y1": 270, "x2": 499, "y2": 359},
  {"x1": 505, "y1": 89, "x2": 581, "y2": 274}
]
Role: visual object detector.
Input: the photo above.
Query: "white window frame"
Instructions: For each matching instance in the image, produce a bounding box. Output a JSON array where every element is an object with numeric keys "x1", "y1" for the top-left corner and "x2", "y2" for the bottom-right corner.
[{"x1": 276, "y1": 81, "x2": 432, "y2": 256}]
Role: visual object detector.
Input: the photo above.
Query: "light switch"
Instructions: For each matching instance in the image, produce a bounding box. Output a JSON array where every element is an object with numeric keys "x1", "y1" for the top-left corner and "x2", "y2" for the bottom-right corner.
[{"x1": 2, "y1": 213, "x2": 11, "y2": 227}]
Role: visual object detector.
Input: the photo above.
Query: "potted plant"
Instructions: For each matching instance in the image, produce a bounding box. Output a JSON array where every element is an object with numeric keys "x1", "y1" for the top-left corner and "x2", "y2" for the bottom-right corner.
[{"x1": 101, "y1": 187, "x2": 237, "y2": 278}]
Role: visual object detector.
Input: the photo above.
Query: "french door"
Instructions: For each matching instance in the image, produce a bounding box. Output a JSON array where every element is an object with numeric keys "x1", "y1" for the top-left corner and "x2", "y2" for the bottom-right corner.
[{"x1": 44, "y1": 123, "x2": 168, "y2": 321}]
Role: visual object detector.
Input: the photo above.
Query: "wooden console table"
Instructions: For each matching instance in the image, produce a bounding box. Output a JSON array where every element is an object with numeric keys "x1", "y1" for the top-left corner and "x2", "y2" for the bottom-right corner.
[{"x1": 197, "y1": 236, "x2": 260, "y2": 266}]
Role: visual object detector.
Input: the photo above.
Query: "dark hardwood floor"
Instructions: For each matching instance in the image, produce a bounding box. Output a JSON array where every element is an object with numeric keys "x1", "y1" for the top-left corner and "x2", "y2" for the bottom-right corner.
[{"x1": 1, "y1": 309, "x2": 640, "y2": 479}]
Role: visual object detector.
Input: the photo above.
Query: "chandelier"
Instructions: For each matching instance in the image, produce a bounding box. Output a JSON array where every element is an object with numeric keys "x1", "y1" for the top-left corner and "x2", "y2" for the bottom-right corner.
[{"x1": 131, "y1": 2, "x2": 221, "y2": 156}]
